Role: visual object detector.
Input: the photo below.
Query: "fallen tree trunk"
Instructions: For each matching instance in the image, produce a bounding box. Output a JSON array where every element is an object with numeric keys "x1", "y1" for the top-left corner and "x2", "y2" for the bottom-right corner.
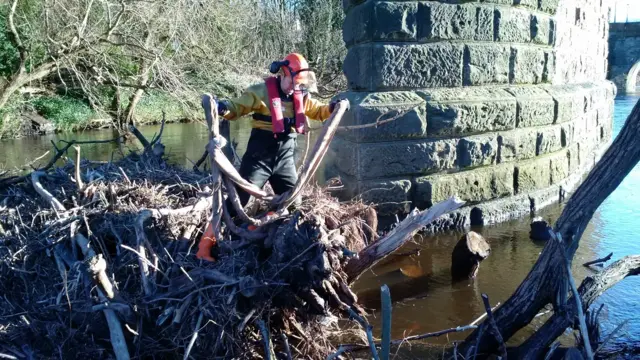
[
  {"x1": 459, "y1": 99, "x2": 640, "y2": 357},
  {"x1": 514, "y1": 255, "x2": 640, "y2": 359}
]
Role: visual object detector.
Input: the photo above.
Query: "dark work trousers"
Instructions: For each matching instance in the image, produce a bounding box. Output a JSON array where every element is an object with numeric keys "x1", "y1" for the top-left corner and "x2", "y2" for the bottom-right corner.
[{"x1": 226, "y1": 128, "x2": 298, "y2": 217}]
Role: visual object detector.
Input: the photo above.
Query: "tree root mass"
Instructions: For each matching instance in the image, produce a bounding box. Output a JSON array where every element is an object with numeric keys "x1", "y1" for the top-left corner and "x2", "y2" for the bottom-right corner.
[{"x1": 0, "y1": 148, "x2": 381, "y2": 359}]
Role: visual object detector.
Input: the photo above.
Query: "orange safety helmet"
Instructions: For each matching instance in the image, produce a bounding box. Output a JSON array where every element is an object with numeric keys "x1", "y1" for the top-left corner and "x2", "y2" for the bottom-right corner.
[{"x1": 270, "y1": 53, "x2": 310, "y2": 85}]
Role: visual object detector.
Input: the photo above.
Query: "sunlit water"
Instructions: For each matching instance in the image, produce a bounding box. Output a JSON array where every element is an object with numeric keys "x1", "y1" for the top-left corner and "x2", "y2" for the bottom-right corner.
[{"x1": 1, "y1": 95, "x2": 639, "y2": 354}]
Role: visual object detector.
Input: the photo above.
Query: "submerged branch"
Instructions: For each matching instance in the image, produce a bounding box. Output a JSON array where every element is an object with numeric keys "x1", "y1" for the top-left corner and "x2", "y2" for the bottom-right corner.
[
  {"x1": 584, "y1": 252, "x2": 613, "y2": 268},
  {"x1": 515, "y1": 255, "x2": 640, "y2": 358},
  {"x1": 345, "y1": 196, "x2": 465, "y2": 283}
]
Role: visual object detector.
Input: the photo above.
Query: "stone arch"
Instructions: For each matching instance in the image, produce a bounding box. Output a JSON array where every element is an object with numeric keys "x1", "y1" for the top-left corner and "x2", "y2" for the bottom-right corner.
[{"x1": 626, "y1": 61, "x2": 640, "y2": 93}]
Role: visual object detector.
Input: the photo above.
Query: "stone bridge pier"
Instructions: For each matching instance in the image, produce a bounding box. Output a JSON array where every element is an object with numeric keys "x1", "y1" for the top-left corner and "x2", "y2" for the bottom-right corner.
[
  {"x1": 608, "y1": 22, "x2": 640, "y2": 93},
  {"x1": 327, "y1": 0, "x2": 616, "y2": 228}
]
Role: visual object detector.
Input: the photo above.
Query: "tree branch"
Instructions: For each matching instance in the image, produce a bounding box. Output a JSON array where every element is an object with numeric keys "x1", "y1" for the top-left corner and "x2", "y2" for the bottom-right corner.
[
  {"x1": 515, "y1": 255, "x2": 640, "y2": 358},
  {"x1": 7, "y1": 0, "x2": 26, "y2": 74},
  {"x1": 345, "y1": 196, "x2": 465, "y2": 283},
  {"x1": 584, "y1": 252, "x2": 613, "y2": 267}
]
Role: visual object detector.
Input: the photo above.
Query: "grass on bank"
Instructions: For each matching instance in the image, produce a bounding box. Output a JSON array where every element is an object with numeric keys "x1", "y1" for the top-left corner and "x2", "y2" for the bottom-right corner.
[{"x1": 0, "y1": 91, "x2": 192, "y2": 138}]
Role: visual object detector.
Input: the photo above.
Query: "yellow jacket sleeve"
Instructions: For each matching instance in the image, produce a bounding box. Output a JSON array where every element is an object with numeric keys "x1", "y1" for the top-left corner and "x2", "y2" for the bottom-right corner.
[
  {"x1": 221, "y1": 85, "x2": 266, "y2": 121},
  {"x1": 304, "y1": 97, "x2": 332, "y2": 122}
]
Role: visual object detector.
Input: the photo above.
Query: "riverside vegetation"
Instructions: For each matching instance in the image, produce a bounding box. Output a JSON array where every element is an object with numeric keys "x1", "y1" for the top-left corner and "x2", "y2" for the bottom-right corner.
[{"x1": 0, "y1": 0, "x2": 346, "y2": 138}]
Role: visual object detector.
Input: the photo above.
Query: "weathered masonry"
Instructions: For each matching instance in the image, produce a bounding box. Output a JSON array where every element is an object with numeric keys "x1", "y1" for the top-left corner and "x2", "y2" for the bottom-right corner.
[
  {"x1": 608, "y1": 22, "x2": 640, "y2": 93},
  {"x1": 327, "y1": 0, "x2": 616, "y2": 228}
]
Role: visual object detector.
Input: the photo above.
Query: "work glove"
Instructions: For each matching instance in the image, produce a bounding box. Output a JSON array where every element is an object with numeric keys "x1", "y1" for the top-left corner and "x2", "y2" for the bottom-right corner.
[
  {"x1": 216, "y1": 99, "x2": 229, "y2": 116},
  {"x1": 202, "y1": 94, "x2": 228, "y2": 117},
  {"x1": 329, "y1": 98, "x2": 350, "y2": 113}
]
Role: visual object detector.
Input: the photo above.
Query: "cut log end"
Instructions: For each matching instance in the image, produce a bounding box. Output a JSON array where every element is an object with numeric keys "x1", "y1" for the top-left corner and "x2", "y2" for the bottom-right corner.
[
  {"x1": 451, "y1": 231, "x2": 491, "y2": 282},
  {"x1": 530, "y1": 216, "x2": 552, "y2": 241}
]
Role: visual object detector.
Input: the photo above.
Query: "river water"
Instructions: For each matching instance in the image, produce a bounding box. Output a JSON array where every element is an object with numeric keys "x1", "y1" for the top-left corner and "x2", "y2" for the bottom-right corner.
[{"x1": 1, "y1": 95, "x2": 639, "y2": 354}]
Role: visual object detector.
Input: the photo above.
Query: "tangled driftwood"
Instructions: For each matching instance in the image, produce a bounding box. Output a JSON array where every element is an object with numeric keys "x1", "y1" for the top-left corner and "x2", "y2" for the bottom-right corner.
[{"x1": 0, "y1": 100, "x2": 465, "y2": 359}]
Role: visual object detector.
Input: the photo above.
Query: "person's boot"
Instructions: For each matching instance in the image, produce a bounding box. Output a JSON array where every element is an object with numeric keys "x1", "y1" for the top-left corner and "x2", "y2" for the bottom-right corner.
[{"x1": 196, "y1": 222, "x2": 216, "y2": 262}]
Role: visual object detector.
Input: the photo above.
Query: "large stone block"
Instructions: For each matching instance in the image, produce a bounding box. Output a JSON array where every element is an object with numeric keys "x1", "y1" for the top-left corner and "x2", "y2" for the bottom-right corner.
[
  {"x1": 340, "y1": 139, "x2": 458, "y2": 180},
  {"x1": 515, "y1": 157, "x2": 551, "y2": 194},
  {"x1": 373, "y1": 2, "x2": 418, "y2": 41},
  {"x1": 476, "y1": 6, "x2": 494, "y2": 41},
  {"x1": 342, "y1": 1, "x2": 374, "y2": 46},
  {"x1": 415, "y1": 165, "x2": 514, "y2": 207},
  {"x1": 543, "y1": 50, "x2": 555, "y2": 83},
  {"x1": 531, "y1": 14, "x2": 553, "y2": 45},
  {"x1": 495, "y1": 8, "x2": 532, "y2": 43},
  {"x1": 579, "y1": 132, "x2": 598, "y2": 168},
  {"x1": 418, "y1": 87, "x2": 517, "y2": 136},
  {"x1": 334, "y1": 91, "x2": 427, "y2": 142},
  {"x1": 567, "y1": 144, "x2": 580, "y2": 172},
  {"x1": 573, "y1": 114, "x2": 587, "y2": 142},
  {"x1": 514, "y1": 0, "x2": 537, "y2": 9},
  {"x1": 343, "y1": 45, "x2": 372, "y2": 90},
  {"x1": 357, "y1": 178, "x2": 413, "y2": 215},
  {"x1": 498, "y1": 129, "x2": 538, "y2": 162},
  {"x1": 585, "y1": 110, "x2": 598, "y2": 133},
  {"x1": 419, "y1": 3, "x2": 492, "y2": 41},
  {"x1": 504, "y1": 86, "x2": 555, "y2": 128},
  {"x1": 561, "y1": 121, "x2": 575, "y2": 147},
  {"x1": 539, "y1": 0, "x2": 560, "y2": 14},
  {"x1": 464, "y1": 44, "x2": 510, "y2": 85},
  {"x1": 536, "y1": 125, "x2": 562, "y2": 155},
  {"x1": 505, "y1": 88, "x2": 555, "y2": 128},
  {"x1": 549, "y1": 151, "x2": 569, "y2": 184},
  {"x1": 329, "y1": 136, "x2": 359, "y2": 177},
  {"x1": 458, "y1": 134, "x2": 499, "y2": 168},
  {"x1": 510, "y1": 46, "x2": 546, "y2": 84},
  {"x1": 542, "y1": 85, "x2": 577, "y2": 123},
  {"x1": 364, "y1": 179, "x2": 412, "y2": 215},
  {"x1": 344, "y1": 43, "x2": 464, "y2": 90}
]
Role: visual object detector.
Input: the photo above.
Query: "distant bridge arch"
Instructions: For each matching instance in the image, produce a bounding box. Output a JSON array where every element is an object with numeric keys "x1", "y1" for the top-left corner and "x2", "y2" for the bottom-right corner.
[{"x1": 608, "y1": 22, "x2": 640, "y2": 93}]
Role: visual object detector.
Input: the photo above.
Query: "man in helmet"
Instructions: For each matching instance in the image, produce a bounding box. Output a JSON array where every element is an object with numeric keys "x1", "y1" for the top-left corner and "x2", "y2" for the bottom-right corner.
[
  {"x1": 197, "y1": 53, "x2": 344, "y2": 261},
  {"x1": 215, "y1": 53, "x2": 341, "y2": 215}
]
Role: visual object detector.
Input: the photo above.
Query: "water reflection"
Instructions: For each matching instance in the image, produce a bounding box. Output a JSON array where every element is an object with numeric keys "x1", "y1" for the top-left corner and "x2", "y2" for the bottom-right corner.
[{"x1": 0, "y1": 118, "x2": 322, "y2": 178}]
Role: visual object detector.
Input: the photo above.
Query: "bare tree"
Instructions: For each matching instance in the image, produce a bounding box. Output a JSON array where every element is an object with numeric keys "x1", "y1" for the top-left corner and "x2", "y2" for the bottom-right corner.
[{"x1": 0, "y1": 0, "x2": 347, "y2": 128}]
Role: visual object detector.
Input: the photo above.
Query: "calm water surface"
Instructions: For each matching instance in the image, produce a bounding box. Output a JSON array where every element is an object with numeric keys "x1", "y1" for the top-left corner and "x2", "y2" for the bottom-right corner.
[{"x1": 1, "y1": 96, "x2": 639, "y2": 353}]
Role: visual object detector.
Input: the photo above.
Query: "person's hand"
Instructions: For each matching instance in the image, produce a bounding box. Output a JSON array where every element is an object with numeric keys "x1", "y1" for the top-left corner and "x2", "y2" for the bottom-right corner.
[
  {"x1": 329, "y1": 98, "x2": 350, "y2": 113},
  {"x1": 216, "y1": 99, "x2": 229, "y2": 116}
]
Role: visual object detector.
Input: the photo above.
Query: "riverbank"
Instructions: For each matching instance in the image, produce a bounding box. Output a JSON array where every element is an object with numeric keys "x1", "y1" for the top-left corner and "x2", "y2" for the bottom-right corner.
[{"x1": 0, "y1": 72, "x2": 268, "y2": 140}]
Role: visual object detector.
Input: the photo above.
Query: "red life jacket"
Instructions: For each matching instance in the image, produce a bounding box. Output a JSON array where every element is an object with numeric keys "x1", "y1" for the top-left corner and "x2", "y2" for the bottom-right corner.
[{"x1": 265, "y1": 77, "x2": 306, "y2": 135}]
